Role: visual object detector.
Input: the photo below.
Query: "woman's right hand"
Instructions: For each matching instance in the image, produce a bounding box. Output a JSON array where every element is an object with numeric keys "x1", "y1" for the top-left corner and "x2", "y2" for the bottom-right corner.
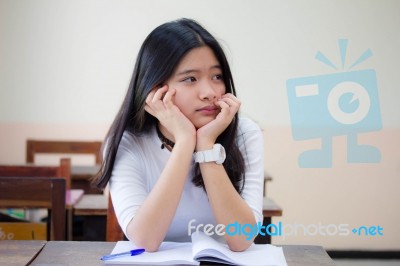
[{"x1": 144, "y1": 85, "x2": 196, "y2": 145}]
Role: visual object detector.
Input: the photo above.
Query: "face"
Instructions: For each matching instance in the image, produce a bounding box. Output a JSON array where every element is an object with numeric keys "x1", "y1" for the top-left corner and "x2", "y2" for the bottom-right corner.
[{"x1": 166, "y1": 46, "x2": 226, "y2": 129}]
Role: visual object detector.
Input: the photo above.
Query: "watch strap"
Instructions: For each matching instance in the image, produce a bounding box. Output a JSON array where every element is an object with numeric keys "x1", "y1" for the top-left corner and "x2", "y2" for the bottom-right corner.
[
  {"x1": 194, "y1": 149, "x2": 214, "y2": 163},
  {"x1": 194, "y1": 144, "x2": 225, "y2": 164}
]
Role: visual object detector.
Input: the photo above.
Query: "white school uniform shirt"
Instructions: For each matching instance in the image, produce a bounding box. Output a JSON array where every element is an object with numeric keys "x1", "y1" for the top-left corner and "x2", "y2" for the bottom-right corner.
[{"x1": 109, "y1": 116, "x2": 264, "y2": 242}]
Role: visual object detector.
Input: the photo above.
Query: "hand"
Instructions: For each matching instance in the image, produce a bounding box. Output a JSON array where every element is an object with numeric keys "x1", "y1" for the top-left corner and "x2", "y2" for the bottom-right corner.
[
  {"x1": 144, "y1": 85, "x2": 196, "y2": 145},
  {"x1": 196, "y1": 93, "x2": 241, "y2": 150}
]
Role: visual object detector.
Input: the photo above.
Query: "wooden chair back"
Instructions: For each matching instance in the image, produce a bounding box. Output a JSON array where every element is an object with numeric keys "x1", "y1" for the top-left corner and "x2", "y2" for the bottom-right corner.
[
  {"x1": 26, "y1": 140, "x2": 102, "y2": 165},
  {"x1": 0, "y1": 176, "x2": 66, "y2": 240},
  {"x1": 106, "y1": 195, "x2": 124, "y2": 241},
  {"x1": 0, "y1": 158, "x2": 71, "y2": 189}
]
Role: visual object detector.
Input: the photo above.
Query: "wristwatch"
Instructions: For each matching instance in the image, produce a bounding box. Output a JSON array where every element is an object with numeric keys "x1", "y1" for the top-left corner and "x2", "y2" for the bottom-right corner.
[{"x1": 194, "y1": 144, "x2": 226, "y2": 164}]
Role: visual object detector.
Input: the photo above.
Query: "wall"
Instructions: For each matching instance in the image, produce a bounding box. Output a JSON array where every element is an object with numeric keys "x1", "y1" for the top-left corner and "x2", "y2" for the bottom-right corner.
[{"x1": 0, "y1": 0, "x2": 399, "y2": 250}]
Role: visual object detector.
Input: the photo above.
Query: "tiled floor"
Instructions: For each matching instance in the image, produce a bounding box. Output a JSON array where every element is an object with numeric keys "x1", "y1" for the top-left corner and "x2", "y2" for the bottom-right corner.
[{"x1": 334, "y1": 259, "x2": 400, "y2": 266}]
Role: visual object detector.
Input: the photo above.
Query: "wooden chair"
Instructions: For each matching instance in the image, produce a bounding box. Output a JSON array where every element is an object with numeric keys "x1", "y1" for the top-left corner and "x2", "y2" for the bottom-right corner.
[
  {"x1": 0, "y1": 158, "x2": 72, "y2": 240},
  {"x1": 0, "y1": 176, "x2": 66, "y2": 240},
  {"x1": 26, "y1": 140, "x2": 102, "y2": 194},
  {"x1": 0, "y1": 158, "x2": 71, "y2": 189},
  {"x1": 106, "y1": 195, "x2": 124, "y2": 241},
  {"x1": 26, "y1": 140, "x2": 102, "y2": 164}
]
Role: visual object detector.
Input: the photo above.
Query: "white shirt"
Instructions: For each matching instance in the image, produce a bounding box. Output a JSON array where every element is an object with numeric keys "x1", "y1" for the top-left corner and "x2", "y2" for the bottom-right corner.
[{"x1": 109, "y1": 117, "x2": 264, "y2": 242}]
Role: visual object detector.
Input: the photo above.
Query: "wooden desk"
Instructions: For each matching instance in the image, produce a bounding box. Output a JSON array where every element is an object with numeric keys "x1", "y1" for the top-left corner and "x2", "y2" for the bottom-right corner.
[
  {"x1": 71, "y1": 165, "x2": 102, "y2": 194},
  {"x1": 31, "y1": 241, "x2": 114, "y2": 266},
  {"x1": 282, "y1": 245, "x2": 335, "y2": 266},
  {"x1": 29, "y1": 241, "x2": 335, "y2": 266},
  {"x1": 73, "y1": 194, "x2": 108, "y2": 241},
  {"x1": 74, "y1": 194, "x2": 107, "y2": 216},
  {"x1": 0, "y1": 240, "x2": 46, "y2": 266}
]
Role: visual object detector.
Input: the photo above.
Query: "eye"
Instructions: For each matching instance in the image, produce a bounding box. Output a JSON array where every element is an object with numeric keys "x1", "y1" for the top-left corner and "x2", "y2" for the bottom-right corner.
[
  {"x1": 182, "y1": 76, "x2": 197, "y2": 83},
  {"x1": 212, "y1": 74, "x2": 223, "y2": 81}
]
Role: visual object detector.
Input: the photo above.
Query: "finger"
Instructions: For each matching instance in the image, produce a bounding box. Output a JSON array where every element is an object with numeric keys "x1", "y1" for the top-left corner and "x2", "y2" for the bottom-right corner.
[
  {"x1": 215, "y1": 100, "x2": 230, "y2": 116},
  {"x1": 145, "y1": 89, "x2": 157, "y2": 105},
  {"x1": 163, "y1": 88, "x2": 176, "y2": 108},
  {"x1": 220, "y1": 97, "x2": 241, "y2": 111},
  {"x1": 153, "y1": 85, "x2": 169, "y2": 103}
]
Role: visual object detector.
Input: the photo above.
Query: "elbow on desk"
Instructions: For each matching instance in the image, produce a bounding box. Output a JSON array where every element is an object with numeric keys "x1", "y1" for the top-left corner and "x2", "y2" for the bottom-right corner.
[
  {"x1": 135, "y1": 242, "x2": 160, "y2": 253},
  {"x1": 126, "y1": 219, "x2": 164, "y2": 252},
  {"x1": 130, "y1": 237, "x2": 161, "y2": 253},
  {"x1": 127, "y1": 230, "x2": 162, "y2": 252},
  {"x1": 226, "y1": 236, "x2": 253, "y2": 252}
]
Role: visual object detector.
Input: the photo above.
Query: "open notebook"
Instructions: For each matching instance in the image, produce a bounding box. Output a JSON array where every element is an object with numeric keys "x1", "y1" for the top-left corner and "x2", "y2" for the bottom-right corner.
[{"x1": 103, "y1": 232, "x2": 287, "y2": 265}]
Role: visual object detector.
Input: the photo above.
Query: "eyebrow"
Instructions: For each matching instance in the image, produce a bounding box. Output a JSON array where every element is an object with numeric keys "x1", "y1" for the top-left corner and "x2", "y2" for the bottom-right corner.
[{"x1": 175, "y1": 65, "x2": 221, "y2": 76}]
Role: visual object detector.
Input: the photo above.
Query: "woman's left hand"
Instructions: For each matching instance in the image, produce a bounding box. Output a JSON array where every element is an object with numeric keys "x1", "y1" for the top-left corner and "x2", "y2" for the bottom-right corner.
[{"x1": 196, "y1": 93, "x2": 241, "y2": 150}]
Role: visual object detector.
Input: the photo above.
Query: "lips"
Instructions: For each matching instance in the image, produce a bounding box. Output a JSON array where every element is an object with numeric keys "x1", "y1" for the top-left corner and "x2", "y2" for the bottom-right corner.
[{"x1": 197, "y1": 105, "x2": 218, "y2": 112}]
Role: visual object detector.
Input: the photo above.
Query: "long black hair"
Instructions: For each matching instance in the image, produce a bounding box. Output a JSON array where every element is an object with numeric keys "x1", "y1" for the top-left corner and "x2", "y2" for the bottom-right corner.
[{"x1": 92, "y1": 18, "x2": 245, "y2": 193}]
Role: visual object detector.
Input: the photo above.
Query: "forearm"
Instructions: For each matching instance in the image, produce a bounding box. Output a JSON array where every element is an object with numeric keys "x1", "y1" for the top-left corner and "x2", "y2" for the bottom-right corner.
[
  {"x1": 127, "y1": 140, "x2": 194, "y2": 251},
  {"x1": 200, "y1": 162, "x2": 256, "y2": 251}
]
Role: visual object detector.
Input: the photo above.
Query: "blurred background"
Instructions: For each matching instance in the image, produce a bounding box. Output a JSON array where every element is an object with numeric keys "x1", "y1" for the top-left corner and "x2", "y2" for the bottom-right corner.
[{"x1": 0, "y1": 0, "x2": 399, "y2": 259}]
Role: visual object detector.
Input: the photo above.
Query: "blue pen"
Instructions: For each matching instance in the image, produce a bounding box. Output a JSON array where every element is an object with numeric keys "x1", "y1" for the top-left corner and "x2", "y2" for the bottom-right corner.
[{"x1": 100, "y1": 248, "x2": 145, "y2": 261}]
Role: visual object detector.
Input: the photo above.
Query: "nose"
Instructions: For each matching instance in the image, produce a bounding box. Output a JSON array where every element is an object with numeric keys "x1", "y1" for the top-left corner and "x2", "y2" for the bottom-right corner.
[{"x1": 199, "y1": 80, "x2": 218, "y2": 101}]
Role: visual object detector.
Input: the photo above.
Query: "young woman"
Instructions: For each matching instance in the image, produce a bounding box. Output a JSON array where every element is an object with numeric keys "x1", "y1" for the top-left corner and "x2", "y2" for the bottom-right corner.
[{"x1": 93, "y1": 18, "x2": 264, "y2": 252}]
